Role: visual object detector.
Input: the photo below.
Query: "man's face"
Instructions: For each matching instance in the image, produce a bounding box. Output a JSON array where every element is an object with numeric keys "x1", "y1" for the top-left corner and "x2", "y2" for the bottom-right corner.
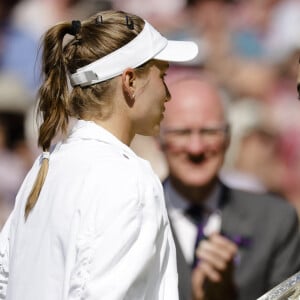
[{"x1": 160, "y1": 79, "x2": 229, "y2": 188}]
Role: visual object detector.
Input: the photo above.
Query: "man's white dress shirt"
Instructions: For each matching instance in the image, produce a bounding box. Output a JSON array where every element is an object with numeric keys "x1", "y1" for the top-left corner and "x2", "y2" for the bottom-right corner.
[
  {"x1": 0, "y1": 120, "x2": 178, "y2": 300},
  {"x1": 164, "y1": 179, "x2": 220, "y2": 265}
]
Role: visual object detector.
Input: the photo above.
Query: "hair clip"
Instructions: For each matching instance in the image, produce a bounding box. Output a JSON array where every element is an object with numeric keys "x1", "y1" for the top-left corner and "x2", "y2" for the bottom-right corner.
[
  {"x1": 95, "y1": 15, "x2": 103, "y2": 25},
  {"x1": 70, "y1": 20, "x2": 81, "y2": 36},
  {"x1": 126, "y1": 16, "x2": 134, "y2": 30},
  {"x1": 42, "y1": 151, "x2": 50, "y2": 160}
]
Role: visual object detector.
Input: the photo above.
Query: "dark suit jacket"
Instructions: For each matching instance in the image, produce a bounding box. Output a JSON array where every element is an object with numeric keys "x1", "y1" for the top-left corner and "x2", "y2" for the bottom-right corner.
[{"x1": 166, "y1": 182, "x2": 300, "y2": 300}]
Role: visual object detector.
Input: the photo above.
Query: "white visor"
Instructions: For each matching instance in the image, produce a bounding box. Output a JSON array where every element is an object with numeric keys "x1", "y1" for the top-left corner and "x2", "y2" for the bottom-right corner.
[{"x1": 70, "y1": 21, "x2": 198, "y2": 87}]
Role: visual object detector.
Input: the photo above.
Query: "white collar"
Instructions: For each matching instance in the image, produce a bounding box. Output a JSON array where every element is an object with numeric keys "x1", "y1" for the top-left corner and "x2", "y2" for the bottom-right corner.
[
  {"x1": 164, "y1": 179, "x2": 221, "y2": 215},
  {"x1": 67, "y1": 119, "x2": 137, "y2": 158}
]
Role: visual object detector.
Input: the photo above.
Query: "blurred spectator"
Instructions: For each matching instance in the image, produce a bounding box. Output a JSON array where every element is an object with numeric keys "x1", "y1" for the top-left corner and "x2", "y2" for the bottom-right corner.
[
  {"x1": 112, "y1": 0, "x2": 187, "y2": 31},
  {"x1": 264, "y1": 0, "x2": 300, "y2": 64},
  {"x1": 6, "y1": 0, "x2": 105, "y2": 93},
  {"x1": 186, "y1": 0, "x2": 234, "y2": 56},
  {"x1": 229, "y1": 0, "x2": 278, "y2": 61},
  {"x1": 221, "y1": 98, "x2": 284, "y2": 194},
  {"x1": 0, "y1": 0, "x2": 40, "y2": 93},
  {"x1": 222, "y1": 60, "x2": 277, "y2": 102},
  {"x1": 0, "y1": 73, "x2": 34, "y2": 228},
  {"x1": 113, "y1": 0, "x2": 186, "y2": 19},
  {"x1": 12, "y1": 0, "x2": 87, "y2": 40},
  {"x1": 159, "y1": 75, "x2": 300, "y2": 300},
  {"x1": 266, "y1": 98, "x2": 300, "y2": 215}
]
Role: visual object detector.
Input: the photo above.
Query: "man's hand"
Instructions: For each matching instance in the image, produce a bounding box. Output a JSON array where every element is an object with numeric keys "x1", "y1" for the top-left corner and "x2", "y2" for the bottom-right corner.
[{"x1": 191, "y1": 233, "x2": 238, "y2": 300}]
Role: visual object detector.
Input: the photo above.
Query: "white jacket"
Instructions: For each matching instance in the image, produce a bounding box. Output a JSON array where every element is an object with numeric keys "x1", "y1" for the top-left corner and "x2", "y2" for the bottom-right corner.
[{"x1": 0, "y1": 120, "x2": 178, "y2": 300}]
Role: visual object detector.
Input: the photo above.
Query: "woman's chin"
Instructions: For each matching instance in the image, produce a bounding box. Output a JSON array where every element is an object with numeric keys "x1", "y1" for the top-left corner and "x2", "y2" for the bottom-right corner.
[{"x1": 137, "y1": 124, "x2": 160, "y2": 137}]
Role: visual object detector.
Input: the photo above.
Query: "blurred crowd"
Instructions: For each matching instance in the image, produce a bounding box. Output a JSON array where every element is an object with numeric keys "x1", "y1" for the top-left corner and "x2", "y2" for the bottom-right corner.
[{"x1": 1, "y1": 0, "x2": 300, "y2": 228}]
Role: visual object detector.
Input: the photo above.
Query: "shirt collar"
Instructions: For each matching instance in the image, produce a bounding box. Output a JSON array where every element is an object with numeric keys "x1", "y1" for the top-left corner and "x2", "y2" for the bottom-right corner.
[
  {"x1": 67, "y1": 119, "x2": 137, "y2": 158},
  {"x1": 164, "y1": 178, "x2": 221, "y2": 214}
]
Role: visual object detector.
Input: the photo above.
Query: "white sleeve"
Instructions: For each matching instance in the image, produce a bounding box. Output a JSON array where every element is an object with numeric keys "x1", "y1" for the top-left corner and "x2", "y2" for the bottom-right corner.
[
  {"x1": 0, "y1": 212, "x2": 13, "y2": 299},
  {"x1": 68, "y1": 159, "x2": 165, "y2": 300}
]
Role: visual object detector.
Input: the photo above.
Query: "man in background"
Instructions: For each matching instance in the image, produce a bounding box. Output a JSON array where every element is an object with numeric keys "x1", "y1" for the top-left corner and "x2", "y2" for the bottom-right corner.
[{"x1": 160, "y1": 76, "x2": 300, "y2": 300}]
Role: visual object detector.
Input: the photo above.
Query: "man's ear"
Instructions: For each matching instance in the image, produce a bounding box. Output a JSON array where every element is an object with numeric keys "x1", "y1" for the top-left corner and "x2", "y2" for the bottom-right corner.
[
  {"x1": 122, "y1": 68, "x2": 136, "y2": 105},
  {"x1": 225, "y1": 129, "x2": 231, "y2": 150}
]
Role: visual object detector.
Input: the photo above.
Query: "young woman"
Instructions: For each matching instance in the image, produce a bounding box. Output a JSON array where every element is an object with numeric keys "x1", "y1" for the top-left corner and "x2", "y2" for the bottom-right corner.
[{"x1": 0, "y1": 10, "x2": 197, "y2": 300}]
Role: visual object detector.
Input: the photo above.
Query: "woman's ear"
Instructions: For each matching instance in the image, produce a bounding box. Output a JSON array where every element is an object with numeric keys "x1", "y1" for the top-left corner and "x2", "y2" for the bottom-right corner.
[{"x1": 122, "y1": 68, "x2": 136, "y2": 106}]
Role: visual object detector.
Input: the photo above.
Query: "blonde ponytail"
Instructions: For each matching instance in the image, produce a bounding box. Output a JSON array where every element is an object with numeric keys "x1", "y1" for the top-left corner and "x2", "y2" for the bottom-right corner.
[
  {"x1": 25, "y1": 11, "x2": 146, "y2": 219},
  {"x1": 24, "y1": 22, "x2": 72, "y2": 219},
  {"x1": 25, "y1": 155, "x2": 49, "y2": 219}
]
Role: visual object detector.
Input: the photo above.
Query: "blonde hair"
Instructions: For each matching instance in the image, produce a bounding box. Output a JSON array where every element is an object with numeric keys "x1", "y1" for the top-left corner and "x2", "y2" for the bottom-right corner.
[{"x1": 25, "y1": 10, "x2": 147, "y2": 219}]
